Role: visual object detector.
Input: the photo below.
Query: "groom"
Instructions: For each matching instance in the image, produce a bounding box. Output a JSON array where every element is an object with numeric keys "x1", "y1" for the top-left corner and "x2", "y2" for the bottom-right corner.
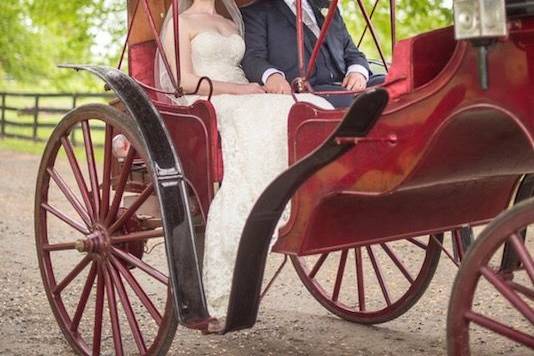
[{"x1": 241, "y1": 0, "x2": 382, "y2": 108}]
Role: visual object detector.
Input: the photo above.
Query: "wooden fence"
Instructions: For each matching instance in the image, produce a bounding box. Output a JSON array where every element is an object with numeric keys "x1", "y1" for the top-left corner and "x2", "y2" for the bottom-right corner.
[{"x1": 0, "y1": 92, "x2": 114, "y2": 145}]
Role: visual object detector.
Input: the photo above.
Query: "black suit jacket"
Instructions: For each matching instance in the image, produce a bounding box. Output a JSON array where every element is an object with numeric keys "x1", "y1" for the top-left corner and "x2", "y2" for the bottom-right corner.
[{"x1": 241, "y1": 0, "x2": 370, "y2": 85}]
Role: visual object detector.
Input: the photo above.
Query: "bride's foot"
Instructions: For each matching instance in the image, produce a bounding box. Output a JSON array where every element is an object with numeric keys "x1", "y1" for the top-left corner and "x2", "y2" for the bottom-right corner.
[{"x1": 202, "y1": 317, "x2": 225, "y2": 334}]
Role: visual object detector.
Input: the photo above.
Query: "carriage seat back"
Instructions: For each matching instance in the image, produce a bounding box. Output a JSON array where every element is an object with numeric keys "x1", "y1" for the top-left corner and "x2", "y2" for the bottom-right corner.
[
  {"x1": 385, "y1": 27, "x2": 457, "y2": 97},
  {"x1": 129, "y1": 40, "x2": 157, "y2": 90},
  {"x1": 129, "y1": 40, "x2": 182, "y2": 105}
]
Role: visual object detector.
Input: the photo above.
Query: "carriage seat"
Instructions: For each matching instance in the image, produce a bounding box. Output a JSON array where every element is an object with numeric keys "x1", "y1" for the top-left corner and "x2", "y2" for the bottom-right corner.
[
  {"x1": 384, "y1": 26, "x2": 457, "y2": 98},
  {"x1": 128, "y1": 39, "x2": 222, "y2": 218},
  {"x1": 129, "y1": 40, "x2": 158, "y2": 94}
]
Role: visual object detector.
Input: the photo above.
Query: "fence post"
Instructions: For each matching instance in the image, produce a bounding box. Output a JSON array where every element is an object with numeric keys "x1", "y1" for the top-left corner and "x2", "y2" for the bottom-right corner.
[
  {"x1": 0, "y1": 93, "x2": 5, "y2": 137},
  {"x1": 71, "y1": 94, "x2": 78, "y2": 146},
  {"x1": 32, "y1": 95, "x2": 40, "y2": 141}
]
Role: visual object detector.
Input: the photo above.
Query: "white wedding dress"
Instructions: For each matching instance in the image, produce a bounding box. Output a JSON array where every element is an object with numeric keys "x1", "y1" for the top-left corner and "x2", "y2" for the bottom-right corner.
[{"x1": 158, "y1": 31, "x2": 333, "y2": 318}]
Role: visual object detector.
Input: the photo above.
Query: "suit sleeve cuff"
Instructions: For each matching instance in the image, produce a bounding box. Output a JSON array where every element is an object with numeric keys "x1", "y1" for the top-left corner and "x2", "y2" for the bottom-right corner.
[
  {"x1": 347, "y1": 64, "x2": 369, "y2": 81},
  {"x1": 262, "y1": 68, "x2": 285, "y2": 85}
]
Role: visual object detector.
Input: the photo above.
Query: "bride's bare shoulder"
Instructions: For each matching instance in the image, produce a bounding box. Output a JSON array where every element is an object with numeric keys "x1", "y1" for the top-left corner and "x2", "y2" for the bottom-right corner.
[
  {"x1": 178, "y1": 11, "x2": 206, "y2": 28},
  {"x1": 178, "y1": 12, "x2": 195, "y2": 24},
  {"x1": 174, "y1": 13, "x2": 196, "y2": 34},
  {"x1": 179, "y1": 11, "x2": 237, "y2": 35}
]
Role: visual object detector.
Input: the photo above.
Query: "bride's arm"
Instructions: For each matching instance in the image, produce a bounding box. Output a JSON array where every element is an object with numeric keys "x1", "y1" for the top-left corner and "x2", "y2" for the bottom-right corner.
[{"x1": 162, "y1": 18, "x2": 264, "y2": 96}]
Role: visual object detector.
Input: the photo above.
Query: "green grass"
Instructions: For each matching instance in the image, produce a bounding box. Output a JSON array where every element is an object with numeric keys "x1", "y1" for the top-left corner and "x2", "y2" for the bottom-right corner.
[
  {"x1": 0, "y1": 137, "x2": 46, "y2": 156},
  {"x1": 0, "y1": 137, "x2": 104, "y2": 163}
]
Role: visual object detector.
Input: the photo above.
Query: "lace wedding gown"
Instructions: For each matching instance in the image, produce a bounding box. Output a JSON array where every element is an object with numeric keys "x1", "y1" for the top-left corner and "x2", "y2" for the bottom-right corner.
[{"x1": 159, "y1": 32, "x2": 333, "y2": 318}]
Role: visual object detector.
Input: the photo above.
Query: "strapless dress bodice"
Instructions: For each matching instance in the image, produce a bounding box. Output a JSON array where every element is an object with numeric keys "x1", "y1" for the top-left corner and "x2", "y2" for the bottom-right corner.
[{"x1": 191, "y1": 32, "x2": 248, "y2": 84}]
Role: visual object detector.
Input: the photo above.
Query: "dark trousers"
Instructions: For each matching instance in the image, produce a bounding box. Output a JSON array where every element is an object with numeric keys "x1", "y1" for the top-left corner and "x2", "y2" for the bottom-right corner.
[{"x1": 314, "y1": 74, "x2": 386, "y2": 108}]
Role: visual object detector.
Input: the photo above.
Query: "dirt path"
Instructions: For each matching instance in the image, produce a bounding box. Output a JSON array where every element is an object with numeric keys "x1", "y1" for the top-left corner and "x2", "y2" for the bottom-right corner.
[{"x1": 0, "y1": 149, "x2": 528, "y2": 355}]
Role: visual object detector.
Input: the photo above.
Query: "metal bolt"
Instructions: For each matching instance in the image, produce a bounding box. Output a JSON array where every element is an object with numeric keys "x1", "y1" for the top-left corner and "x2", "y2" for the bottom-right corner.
[{"x1": 75, "y1": 239, "x2": 86, "y2": 253}]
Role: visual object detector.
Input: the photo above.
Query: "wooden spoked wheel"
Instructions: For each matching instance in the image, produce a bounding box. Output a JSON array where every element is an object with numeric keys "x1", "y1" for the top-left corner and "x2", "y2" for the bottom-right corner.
[
  {"x1": 447, "y1": 198, "x2": 534, "y2": 355},
  {"x1": 34, "y1": 104, "x2": 177, "y2": 355},
  {"x1": 291, "y1": 234, "x2": 443, "y2": 324}
]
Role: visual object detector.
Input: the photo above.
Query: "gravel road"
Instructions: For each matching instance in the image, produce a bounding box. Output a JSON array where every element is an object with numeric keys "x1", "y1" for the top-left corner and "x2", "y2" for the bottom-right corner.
[{"x1": 0, "y1": 149, "x2": 530, "y2": 355}]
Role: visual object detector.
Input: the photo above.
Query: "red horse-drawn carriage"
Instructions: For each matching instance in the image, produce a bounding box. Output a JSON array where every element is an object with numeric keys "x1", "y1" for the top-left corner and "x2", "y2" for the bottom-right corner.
[{"x1": 34, "y1": 0, "x2": 534, "y2": 354}]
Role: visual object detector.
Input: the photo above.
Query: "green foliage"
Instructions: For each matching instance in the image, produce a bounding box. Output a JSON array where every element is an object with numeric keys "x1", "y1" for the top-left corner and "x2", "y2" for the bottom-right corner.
[
  {"x1": 0, "y1": 0, "x2": 124, "y2": 91},
  {"x1": 342, "y1": 0, "x2": 453, "y2": 60}
]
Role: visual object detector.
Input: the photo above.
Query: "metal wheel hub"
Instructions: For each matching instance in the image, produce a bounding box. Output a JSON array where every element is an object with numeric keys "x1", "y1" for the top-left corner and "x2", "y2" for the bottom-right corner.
[{"x1": 75, "y1": 226, "x2": 110, "y2": 254}]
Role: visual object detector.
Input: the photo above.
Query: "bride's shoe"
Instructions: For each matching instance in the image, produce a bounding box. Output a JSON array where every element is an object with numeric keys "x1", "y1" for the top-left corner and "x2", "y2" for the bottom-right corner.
[{"x1": 201, "y1": 317, "x2": 225, "y2": 334}]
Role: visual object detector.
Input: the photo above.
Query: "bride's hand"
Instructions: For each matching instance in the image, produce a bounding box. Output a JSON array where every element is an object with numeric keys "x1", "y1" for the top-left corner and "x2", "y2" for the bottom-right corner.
[{"x1": 238, "y1": 83, "x2": 266, "y2": 94}]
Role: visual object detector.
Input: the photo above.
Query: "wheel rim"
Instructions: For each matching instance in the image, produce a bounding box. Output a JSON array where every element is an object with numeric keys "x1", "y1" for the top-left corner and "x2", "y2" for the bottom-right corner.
[
  {"x1": 448, "y1": 199, "x2": 534, "y2": 356},
  {"x1": 35, "y1": 105, "x2": 177, "y2": 355},
  {"x1": 291, "y1": 234, "x2": 442, "y2": 324}
]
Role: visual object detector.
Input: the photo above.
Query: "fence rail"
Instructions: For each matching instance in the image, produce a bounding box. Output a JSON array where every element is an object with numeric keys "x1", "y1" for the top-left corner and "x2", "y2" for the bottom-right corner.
[{"x1": 0, "y1": 92, "x2": 114, "y2": 144}]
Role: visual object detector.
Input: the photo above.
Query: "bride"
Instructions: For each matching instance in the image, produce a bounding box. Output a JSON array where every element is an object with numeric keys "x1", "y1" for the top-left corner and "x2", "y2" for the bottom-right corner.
[{"x1": 156, "y1": 0, "x2": 333, "y2": 319}]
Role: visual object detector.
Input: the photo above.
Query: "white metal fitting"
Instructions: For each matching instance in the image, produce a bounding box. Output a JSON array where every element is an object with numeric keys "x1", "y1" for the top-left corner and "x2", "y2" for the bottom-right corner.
[
  {"x1": 454, "y1": 0, "x2": 508, "y2": 40},
  {"x1": 112, "y1": 134, "x2": 131, "y2": 159}
]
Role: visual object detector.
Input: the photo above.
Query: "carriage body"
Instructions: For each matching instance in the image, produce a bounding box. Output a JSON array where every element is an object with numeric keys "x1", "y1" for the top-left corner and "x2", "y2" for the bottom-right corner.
[
  {"x1": 33, "y1": 0, "x2": 534, "y2": 354},
  {"x1": 127, "y1": 0, "x2": 534, "y2": 255},
  {"x1": 277, "y1": 22, "x2": 534, "y2": 255}
]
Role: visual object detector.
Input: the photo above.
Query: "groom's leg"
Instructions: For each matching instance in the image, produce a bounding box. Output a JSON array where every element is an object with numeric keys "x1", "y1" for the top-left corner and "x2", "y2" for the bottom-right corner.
[
  {"x1": 367, "y1": 74, "x2": 386, "y2": 87},
  {"x1": 314, "y1": 75, "x2": 386, "y2": 108},
  {"x1": 313, "y1": 84, "x2": 354, "y2": 108}
]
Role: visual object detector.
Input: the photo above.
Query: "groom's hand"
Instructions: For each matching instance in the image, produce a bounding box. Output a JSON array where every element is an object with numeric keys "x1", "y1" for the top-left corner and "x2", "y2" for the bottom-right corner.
[
  {"x1": 265, "y1": 73, "x2": 292, "y2": 94},
  {"x1": 342, "y1": 72, "x2": 367, "y2": 91}
]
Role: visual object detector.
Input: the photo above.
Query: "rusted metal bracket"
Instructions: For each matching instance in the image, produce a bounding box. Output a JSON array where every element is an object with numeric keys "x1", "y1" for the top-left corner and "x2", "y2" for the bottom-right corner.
[{"x1": 334, "y1": 133, "x2": 398, "y2": 146}]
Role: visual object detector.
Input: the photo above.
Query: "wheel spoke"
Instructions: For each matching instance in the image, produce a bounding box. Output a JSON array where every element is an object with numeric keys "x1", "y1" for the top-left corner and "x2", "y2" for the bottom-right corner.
[
  {"x1": 508, "y1": 280, "x2": 534, "y2": 301},
  {"x1": 381, "y1": 243, "x2": 414, "y2": 284},
  {"x1": 309, "y1": 253, "x2": 328, "y2": 279},
  {"x1": 70, "y1": 262, "x2": 97, "y2": 332},
  {"x1": 354, "y1": 248, "x2": 365, "y2": 311},
  {"x1": 109, "y1": 183, "x2": 154, "y2": 234},
  {"x1": 61, "y1": 136, "x2": 95, "y2": 219},
  {"x1": 112, "y1": 229, "x2": 164, "y2": 244},
  {"x1": 452, "y1": 230, "x2": 464, "y2": 262},
  {"x1": 112, "y1": 247, "x2": 168, "y2": 285},
  {"x1": 93, "y1": 263, "x2": 105, "y2": 356},
  {"x1": 107, "y1": 261, "x2": 147, "y2": 353},
  {"x1": 47, "y1": 167, "x2": 92, "y2": 227},
  {"x1": 42, "y1": 242, "x2": 77, "y2": 252},
  {"x1": 407, "y1": 237, "x2": 428, "y2": 250},
  {"x1": 480, "y1": 266, "x2": 534, "y2": 324},
  {"x1": 81, "y1": 120, "x2": 101, "y2": 218},
  {"x1": 41, "y1": 203, "x2": 89, "y2": 235},
  {"x1": 53, "y1": 255, "x2": 92, "y2": 295},
  {"x1": 509, "y1": 233, "x2": 534, "y2": 284},
  {"x1": 110, "y1": 255, "x2": 162, "y2": 325},
  {"x1": 431, "y1": 234, "x2": 459, "y2": 267},
  {"x1": 100, "y1": 124, "x2": 113, "y2": 221},
  {"x1": 465, "y1": 310, "x2": 534, "y2": 348},
  {"x1": 293, "y1": 237, "x2": 442, "y2": 323},
  {"x1": 105, "y1": 148, "x2": 135, "y2": 226},
  {"x1": 332, "y1": 250, "x2": 348, "y2": 302},
  {"x1": 103, "y1": 262, "x2": 124, "y2": 356},
  {"x1": 367, "y1": 246, "x2": 391, "y2": 306}
]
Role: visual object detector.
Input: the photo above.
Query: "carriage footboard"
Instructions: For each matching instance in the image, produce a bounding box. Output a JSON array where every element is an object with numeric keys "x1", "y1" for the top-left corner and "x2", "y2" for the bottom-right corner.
[{"x1": 223, "y1": 88, "x2": 390, "y2": 332}]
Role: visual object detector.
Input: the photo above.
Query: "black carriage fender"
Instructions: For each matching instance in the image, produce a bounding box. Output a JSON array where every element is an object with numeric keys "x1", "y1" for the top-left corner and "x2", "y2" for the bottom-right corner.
[
  {"x1": 224, "y1": 88, "x2": 390, "y2": 332},
  {"x1": 60, "y1": 64, "x2": 210, "y2": 326}
]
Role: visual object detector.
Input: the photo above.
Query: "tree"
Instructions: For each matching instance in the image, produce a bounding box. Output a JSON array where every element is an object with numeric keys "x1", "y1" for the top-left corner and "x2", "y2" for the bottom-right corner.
[
  {"x1": 0, "y1": 0, "x2": 124, "y2": 91},
  {"x1": 342, "y1": 0, "x2": 453, "y2": 60}
]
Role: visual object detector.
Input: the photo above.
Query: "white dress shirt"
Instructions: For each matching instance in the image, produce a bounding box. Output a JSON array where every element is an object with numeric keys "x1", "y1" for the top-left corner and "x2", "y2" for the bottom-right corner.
[{"x1": 261, "y1": 0, "x2": 369, "y2": 84}]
